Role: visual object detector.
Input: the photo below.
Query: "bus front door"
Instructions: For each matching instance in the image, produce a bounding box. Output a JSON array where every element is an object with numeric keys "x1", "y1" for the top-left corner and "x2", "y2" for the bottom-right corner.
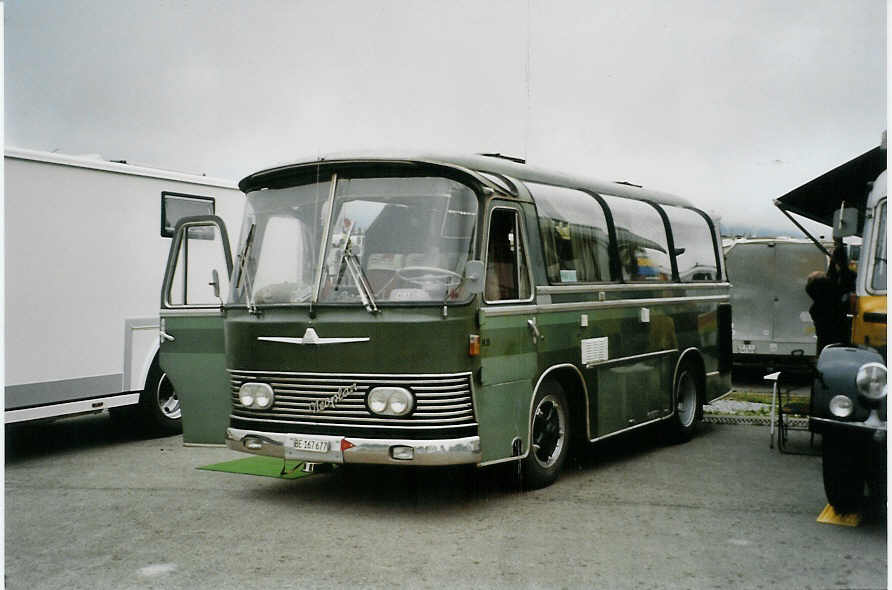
[{"x1": 159, "y1": 215, "x2": 233, "y2": 445}]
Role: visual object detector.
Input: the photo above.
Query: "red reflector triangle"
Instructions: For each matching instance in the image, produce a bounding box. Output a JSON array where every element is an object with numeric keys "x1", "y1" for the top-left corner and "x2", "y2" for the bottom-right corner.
[{"x1": 340, "y1": 439, "x2": 355, "y2": 452}]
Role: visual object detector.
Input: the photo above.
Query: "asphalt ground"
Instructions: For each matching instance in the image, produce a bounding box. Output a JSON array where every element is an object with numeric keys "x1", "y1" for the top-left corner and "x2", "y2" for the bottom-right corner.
[{"x1": 5, "y1": 412, "x2": 887, "y2": 589}]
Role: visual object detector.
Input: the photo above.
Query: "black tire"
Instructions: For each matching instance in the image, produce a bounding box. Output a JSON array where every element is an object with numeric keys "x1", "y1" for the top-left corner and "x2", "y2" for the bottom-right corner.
[
  {"x1": 136, "y1": 357, "x2": 183, "y2": 435},
  {"x1": 669, "y1": 362, "x2": 702, "y2": 443},
  {"x1": 521, "y1": 385, "x2": 570, "y2": 489},
  {"x1": 822, "y1": 431, "x2": 868, "y2": 515}
]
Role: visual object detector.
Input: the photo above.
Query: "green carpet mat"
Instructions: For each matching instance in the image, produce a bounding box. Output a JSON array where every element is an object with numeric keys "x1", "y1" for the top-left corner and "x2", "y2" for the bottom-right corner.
[{"x1": 198, "y1": 456, "x2": 317, "y2": 479}]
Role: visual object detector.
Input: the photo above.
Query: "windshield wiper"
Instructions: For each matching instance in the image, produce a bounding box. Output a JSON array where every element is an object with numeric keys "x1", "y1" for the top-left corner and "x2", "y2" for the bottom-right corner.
[
  {"x1": 235, "y1": 223, "x2": 259, "y2": 314},
  {"x1": 333, "y1": 225, "x2": 378, "y2": 314}
]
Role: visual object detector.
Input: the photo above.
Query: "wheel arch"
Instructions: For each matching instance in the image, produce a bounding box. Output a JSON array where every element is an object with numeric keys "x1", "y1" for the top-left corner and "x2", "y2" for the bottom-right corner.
[
  {"x1": 138, "y1": 342, "x2": 162, "y2": 393},
  {"x1": 527, "y1": 363, "x2": 591, "y2": 453},
  {"x1": 673, "y1": 347, "x2": 706, "y2": 417}
]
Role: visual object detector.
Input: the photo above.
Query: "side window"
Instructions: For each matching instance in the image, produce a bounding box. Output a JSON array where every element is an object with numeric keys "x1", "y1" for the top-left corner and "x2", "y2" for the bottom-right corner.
[
  {"x1": 161, "y1": 192, "x2": 215, "y2": 237},
  {"x1": 603, "y1": 195, "x2": 672, "y2": 282},
  {"x1": 871, "y1": 201, "x2": 886, "y2": 293},
  {"x1": 662, "y1": 205, "x2": 720, "y2": 281},
  {"x1": 529, "y1": 183, "x2": 611, "y2": 283},
  {"x1": 485, "y1": 208, "x2": 531, "y2": 302},
  {"x1": 166, "y1": 221, "x2": 231, "y2": 307}
]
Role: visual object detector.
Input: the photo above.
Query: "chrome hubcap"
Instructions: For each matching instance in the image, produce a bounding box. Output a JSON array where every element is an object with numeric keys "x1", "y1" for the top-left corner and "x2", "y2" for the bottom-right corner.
[
  {"x1": 676, "y1": 372, "x2": 696, "y2": 428},
  {"x1": 531, "y1": 394, "x2": 566, "y2": 469},
  {"x1": 157, "y1": 372, "x2": 181, "y2": 419}
]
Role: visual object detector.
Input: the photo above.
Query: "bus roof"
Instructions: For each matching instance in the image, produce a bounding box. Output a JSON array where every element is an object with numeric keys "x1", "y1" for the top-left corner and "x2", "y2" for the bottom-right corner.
[{"x1": 238, "y1": 152, "x2": 695, "y2": 208}]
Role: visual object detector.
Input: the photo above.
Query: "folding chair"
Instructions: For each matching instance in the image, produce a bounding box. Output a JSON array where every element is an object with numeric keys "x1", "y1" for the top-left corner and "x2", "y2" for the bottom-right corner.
[{"x1": 767, "y1": 371, "x2": 818, "y2": 455}]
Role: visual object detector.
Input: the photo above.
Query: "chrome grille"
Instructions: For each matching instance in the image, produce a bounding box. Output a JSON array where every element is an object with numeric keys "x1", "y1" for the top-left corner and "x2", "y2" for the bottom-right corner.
[{"x1": 229, "y1": 370, "x2": 476, "y2": 431}]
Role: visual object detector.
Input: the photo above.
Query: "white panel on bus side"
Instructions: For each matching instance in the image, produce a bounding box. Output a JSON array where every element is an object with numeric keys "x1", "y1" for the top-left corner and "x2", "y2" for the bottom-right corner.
[{"x1": 124, "y1": 318, "x2": 160, "y2": 392}]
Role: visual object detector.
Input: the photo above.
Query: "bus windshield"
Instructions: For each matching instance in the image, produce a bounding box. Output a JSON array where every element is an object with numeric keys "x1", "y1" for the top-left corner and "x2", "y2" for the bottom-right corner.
[{"x1": 230, "y1": 175, "x2": 478, "y2": 306}]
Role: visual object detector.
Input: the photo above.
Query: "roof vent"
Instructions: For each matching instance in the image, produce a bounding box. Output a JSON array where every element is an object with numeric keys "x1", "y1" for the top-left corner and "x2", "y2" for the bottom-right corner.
[{"x1": 479, "y1": 152, "x2": 526, "y2": 164}]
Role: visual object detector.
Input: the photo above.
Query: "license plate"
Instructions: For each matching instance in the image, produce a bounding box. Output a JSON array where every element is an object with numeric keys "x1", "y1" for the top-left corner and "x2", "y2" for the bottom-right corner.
[
  {"x1": 739, "y1": 344, "x2": 756, "y2": 354},
  {"x1": 293, "y1": 437, "x2": 329, "y2": 453}
]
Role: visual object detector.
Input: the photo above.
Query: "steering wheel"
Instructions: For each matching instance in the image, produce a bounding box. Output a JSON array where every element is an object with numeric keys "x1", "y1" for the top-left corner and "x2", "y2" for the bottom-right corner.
[{"x1": 395, "y1": 266, "x2": 463, "y2": 288}]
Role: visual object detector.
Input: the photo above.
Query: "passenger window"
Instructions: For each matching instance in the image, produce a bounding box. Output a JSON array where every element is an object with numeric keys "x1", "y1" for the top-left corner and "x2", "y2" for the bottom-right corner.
[
  {"x1": 663, "y1": 205, "x2": 719, "y2": 281},
  {"x1": 485, "y1": 208, "x2": 531, "y2": 301},
  {"x1": 603, "y1": 195, "x2": 672, "y2": 282},
  {"x1": 529, "y1": 183, "x2": 611, "y2": 283}
]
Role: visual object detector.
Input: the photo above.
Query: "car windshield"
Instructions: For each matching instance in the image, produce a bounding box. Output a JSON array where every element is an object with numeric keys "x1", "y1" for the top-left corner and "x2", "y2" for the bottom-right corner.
[{"x1": 229, "y1": 174, "x2": 478, "y2": 306}]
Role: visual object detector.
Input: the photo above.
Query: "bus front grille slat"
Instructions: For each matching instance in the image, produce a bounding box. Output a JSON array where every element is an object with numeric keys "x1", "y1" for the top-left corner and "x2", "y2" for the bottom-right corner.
[{"x1": 228, "y1": 371, "x2": 476, "y2": 434}]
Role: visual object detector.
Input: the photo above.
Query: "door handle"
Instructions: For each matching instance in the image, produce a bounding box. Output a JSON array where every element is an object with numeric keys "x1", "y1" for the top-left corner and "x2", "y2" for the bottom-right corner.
[{"x1": 527, "y1": 318, "x2": 542, "y2": 344}]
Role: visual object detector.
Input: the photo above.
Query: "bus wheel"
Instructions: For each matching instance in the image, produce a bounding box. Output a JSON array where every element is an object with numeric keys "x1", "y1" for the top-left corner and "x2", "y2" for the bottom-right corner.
[
  {"x1": 138, "y1": 357, "x2": 183, "y2": 435},
  {"x1": 522, "y1": 387, "x2": 570, "y2": 489},
  {"x1": 670, "y1": 362, "x2": 701, "y2": 442},
  {"x1": 822, "y1": 431, "x2": 867, "y2": 515}
]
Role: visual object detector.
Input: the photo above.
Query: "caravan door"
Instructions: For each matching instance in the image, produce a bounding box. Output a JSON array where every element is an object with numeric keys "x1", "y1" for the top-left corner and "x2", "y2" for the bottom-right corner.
[{"x1": 159, "y1": 215, "x2": 232, "y2": 444}]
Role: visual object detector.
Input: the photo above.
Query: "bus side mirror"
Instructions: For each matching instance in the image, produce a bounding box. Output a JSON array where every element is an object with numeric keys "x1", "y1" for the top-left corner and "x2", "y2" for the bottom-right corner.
[
  {"x1": 832, "y1": 206, "x2": 858, "y2": 238},
  {"x1": 464, "y1": 260, "x2": 485, "y2": 294}
]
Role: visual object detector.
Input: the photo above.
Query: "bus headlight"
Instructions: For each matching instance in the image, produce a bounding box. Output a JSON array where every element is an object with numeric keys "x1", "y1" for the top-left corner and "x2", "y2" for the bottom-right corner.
[
  {"x1": 856, "y1": 363, "x2": 887, "y2": 401},
  {"x1": 239, "y1": 382, "x2": 275, "y2": 409},
  {"x1": 367, "y1": 387, "x2": 414, "y2": 417},
  {"x1": 829, "y1": 395, "x2": 854, "y2": 418}
]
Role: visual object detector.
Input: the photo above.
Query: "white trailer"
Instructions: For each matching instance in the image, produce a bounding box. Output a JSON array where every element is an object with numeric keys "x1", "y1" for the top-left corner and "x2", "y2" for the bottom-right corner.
[
  {"x1": 724, "y1": 237, "x2": 829, "y2": 369},
  {"x1": 5, "y1": 147, "x2": 243, "y2": 430}
]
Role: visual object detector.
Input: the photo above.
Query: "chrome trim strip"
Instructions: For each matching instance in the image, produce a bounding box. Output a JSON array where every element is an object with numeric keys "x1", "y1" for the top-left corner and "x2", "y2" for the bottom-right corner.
[
  {"x1": 585, "y1": 348, "x2": 677, "y2": 369},
  {"x1": 229, "y1": 369, "x2": 473, "y2": 379},
  {"x1": 5, "y1": 393, "x2": 140, "y2": 424},
  {"x1": 810, "y1": 416, "x2": 887, "y2": 432},
  {"x1": 230, "y1": 414, "x2": 478, "y2": 430},
  {"x1": 482, "y1": 294, "x2": 730, "y2": 317},
  {"x1": 537, "y1": 282, "x2": 731, "y2": 295},
  {"x1": 160, "y1": 308, "x2": 224, "y2": 317},
  {"x1": 705, "y1": 371, "x2": 720, "y2": 377},
  {"x1": 226, "y1": 428, "x2": 482, "y2": 466},
  {"x1": 589, "y1": 415, "x2": 673, "y2": 443}
]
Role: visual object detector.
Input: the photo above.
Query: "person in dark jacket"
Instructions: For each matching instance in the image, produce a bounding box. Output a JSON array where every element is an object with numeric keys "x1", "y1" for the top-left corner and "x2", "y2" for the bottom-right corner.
[{"x1": 806, "y1": 240, "x2": 855, "y2": 354}]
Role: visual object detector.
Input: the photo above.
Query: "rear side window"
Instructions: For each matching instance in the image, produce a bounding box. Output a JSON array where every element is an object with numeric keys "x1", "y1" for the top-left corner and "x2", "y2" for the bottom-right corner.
[
  {"x1": 602, "y1": 195, "x2": 671, "y2": 282},
  {"x1": 529, "y1": 183, "x2": 611, "y2": 283},
  {"x1": 662, "y1": 205, "x2": 719, "y2": 281}
]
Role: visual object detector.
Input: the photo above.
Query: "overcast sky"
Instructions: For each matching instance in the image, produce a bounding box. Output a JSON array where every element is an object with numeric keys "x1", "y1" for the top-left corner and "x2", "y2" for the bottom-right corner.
[{"x1": 4, "y1": 0, "x2": 887, "y2": 234}]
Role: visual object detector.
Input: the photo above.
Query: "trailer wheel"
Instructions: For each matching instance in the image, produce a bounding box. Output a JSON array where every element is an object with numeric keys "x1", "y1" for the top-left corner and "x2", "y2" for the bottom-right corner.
[
  {"x1": 521, "y1": 385, "x2": 570, "y2": 489},
  {"x1": 823, "y1": 431, "x2": 867, "y2": 515},
  {"x1": 669, "y1": 361, "x2": 702, "y2": 443},
  {"x1": 137, "y1": 357, "x2": 183, "y2": 435}
]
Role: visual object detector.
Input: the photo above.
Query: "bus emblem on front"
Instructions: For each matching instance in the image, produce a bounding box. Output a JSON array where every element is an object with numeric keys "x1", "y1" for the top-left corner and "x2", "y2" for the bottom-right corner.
[{"x1": 310, "y1": 384, "x2": 357, "y2": 413}]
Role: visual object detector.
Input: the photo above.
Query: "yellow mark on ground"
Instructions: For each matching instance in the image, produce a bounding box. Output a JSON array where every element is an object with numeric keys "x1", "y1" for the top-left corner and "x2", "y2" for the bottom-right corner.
[{"x1": 817, "y1": 504, "x2": 861, "y2": 527}]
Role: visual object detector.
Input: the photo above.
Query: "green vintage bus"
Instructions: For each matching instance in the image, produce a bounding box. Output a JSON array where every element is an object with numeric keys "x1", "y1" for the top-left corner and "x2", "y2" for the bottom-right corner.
[{"x1": 160, "y1": 154, "x2": 731, "y2": 488}]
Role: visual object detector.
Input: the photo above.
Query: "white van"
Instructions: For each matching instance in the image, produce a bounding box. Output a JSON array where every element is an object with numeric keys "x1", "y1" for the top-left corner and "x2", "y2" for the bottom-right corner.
[{"x1": 5, "y1": 148, "x2": 242, "y2": 432}]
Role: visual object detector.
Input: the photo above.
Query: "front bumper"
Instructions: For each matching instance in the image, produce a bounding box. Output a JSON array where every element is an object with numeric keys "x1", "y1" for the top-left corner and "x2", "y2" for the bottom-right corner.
[{"x1": 225, "y1": 427, "x2": 482, "y2": 466}]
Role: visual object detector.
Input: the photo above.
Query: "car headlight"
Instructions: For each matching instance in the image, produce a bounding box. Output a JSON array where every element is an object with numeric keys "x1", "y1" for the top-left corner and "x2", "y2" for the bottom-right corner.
[
  {"x1": 856, "y1": 362, "x2": 887, "y2": 401},
  {"x1": 829, "y1": 394, "x2": 854, "y2": 417},
  {"x1": 239, "y1": 382, "x2": 275, "y2": 409},
  {"x1": 367, "y1": 387, "x2": 414, "y2": 417}
]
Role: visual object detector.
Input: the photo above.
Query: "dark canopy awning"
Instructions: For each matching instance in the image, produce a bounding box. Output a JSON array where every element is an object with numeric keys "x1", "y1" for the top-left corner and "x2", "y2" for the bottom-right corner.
[{"x1": 774, "y1": 145, "x2": 886, "y2": 230}]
